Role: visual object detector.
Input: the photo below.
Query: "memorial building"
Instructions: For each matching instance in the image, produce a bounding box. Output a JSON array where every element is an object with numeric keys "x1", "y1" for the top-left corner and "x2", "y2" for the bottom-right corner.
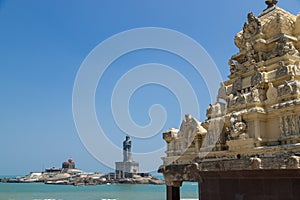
[
  {"x1": 115, "y1": 136, "x2": 139, "y2": 178},
  {"x1": 159, "y1": 1, "x2": 300, "y2": 199}
]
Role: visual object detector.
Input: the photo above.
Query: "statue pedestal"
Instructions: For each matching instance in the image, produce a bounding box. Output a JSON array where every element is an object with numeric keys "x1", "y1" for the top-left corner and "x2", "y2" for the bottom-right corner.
[{"x1": 226, "y1": 138, "x2": 255, "y2": 151}]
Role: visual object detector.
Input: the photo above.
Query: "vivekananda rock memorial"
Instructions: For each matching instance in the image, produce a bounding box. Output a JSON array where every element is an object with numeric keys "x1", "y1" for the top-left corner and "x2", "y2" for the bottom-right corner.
[{"x1": 159, "y1": 1, "x2": 300, "y2": 199}]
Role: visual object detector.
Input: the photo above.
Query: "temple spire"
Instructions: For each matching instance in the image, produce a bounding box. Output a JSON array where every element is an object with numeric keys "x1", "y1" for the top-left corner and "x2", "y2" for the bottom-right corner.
[{"x1": 265, "y1": 0, "x2": 278, "y2": 9}]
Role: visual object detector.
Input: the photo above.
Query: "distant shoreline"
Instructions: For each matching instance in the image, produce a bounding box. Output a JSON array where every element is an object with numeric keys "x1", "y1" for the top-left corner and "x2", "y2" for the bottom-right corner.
[{"x1": 0, "y1": 170, "x2": 164, "y2": 186}]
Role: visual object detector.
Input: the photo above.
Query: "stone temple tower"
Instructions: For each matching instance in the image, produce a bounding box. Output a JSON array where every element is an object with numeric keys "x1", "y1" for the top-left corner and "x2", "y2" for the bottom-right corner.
[
  {"x1": 115, "y1": 136, "x2": 139, "y2": 178},
  {"x1": 159, "y1": 1, "x2": 300, "y2": 199}
]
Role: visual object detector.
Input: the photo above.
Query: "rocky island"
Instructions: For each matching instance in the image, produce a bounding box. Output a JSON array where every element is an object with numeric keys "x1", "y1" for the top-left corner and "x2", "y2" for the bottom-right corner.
[
  {"x1": 0, "y1": 157, "x2": 163, "y2": 186},
  {"x1": 1, "y1": 136, "x2": 164, "y2": 186}
]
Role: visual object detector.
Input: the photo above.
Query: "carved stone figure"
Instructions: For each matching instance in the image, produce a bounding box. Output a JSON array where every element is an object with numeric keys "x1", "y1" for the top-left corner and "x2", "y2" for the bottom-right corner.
[
  {"x1": 250, "y1": 157, "x2": 262, "y2": 169},
  {"x1": 266, "y1": 83, "x2": 278, "y2": 103},
  {"x1": 291, "y1": 61, "x2": 300, "y2": 76},
  {"x1": 243, "y1": 13, "x2": 261, "y2": 39},
  {"x1": 163, "y1": 128, "x2": 178, "y2": 143},
  {"x1": 227, "y1": 94, "x2": 234, "y2": 109},
  {"x1": 279, "y1": 117, "x2": 284, "y2": 136},
  {"x1": 213, "y1": 102, "x2": 222, "y2": 116},
  {"x1": 281, "y1": 38, "x2": 299, "y2": 56},
  {"x1": 206, "y1": 118, "x2": 223, "y2": 146},
  {"x1": 207, "y1": 102, "x2": 225, "y2": 119},
  {"x1": 280, "y1": 115, "x2": 297, "y2": 137},
  {"x1": 278, "y1": 81, "x2": 293, "y2": 96},
  {"x1": 291, "y1": 116, "x2": 296, "y2": 135},
  {"x1": 269, "y1": 38, "x2": 299, "y2": 59},
  {"x1": 291, "y1": 81, "x2": 299, "y2": 95},
  {"x1": 251, "y1": 67, "x2": 263, "y2": 86},
  {"x1": 179, "y1": 114, "x2": 206, "y2": 149},
  {"x1": 228, "y1": 59, "x2": 237, "y2": 74},
  {"x1": 245, "y1": 42, "x2": 256, "y2": 62},
  {"x1": 284, "y1": 116, "x2": 289, "y2": 136},
  {"x1": 251, "y1": 87, "x2": 260, "y2": 103},
  {"x1": 258, "y1": 51, "x2": 266, "y2": 62},
  {"x1": 276, "y1": 61, "x2": 288, "y2": 77},
  {"x1": 232, "y1": 77, "x2": 243, "y2": 95},
  {"x1": 237, "y1": 92, "x2": 247, "y2": 105},
  {"x1": 265, "y1": 0, "x2": 278, "y2": 9},
  {"x1": 228, "y1": 112, "x2": 247, "y2": 139},
  {"x1": 217, "y1": 83, "x2": 227, "y2": 101},
  {"x1": 206, "y1": 104, "x2": 213, "y2": 119},
  {"x1": 286, "y1": 156, "x2": 300, "y2": 169},
  {"x1": 236, "y1": 61, "x2": 245, "y2": 72},
  {"x1": 279, "y1": 115, "x2": 297, "y2": 136},
  {"x1": 234, "y1": 34, "x2": 244, "y2": 49}
]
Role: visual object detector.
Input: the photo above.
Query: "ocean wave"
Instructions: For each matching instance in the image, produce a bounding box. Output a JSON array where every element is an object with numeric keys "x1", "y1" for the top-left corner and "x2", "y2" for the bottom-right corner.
[
  {"x1": 33, "y1": 199, "x2": 63, "y2": 200},
  {"x1": 101, "y1": 199, "x2": 117, "y2": 200}
]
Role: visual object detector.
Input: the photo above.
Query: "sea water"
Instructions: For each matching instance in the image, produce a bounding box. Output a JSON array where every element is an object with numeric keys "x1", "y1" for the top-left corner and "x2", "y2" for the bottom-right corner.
[{"x1": 0, "y1": 182, "x2": 198, "y2": 200}]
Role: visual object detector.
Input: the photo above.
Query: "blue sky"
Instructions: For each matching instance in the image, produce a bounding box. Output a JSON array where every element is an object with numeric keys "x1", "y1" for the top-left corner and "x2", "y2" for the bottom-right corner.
[{"x1": 0, "y1": 1, "x2": 299, "y2": 175}]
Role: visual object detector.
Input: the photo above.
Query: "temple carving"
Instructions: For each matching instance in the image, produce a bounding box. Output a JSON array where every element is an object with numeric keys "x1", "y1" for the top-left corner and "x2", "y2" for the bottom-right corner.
[{"x1": 159, "y1": 2, "x2": 300, "y2": 200}]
